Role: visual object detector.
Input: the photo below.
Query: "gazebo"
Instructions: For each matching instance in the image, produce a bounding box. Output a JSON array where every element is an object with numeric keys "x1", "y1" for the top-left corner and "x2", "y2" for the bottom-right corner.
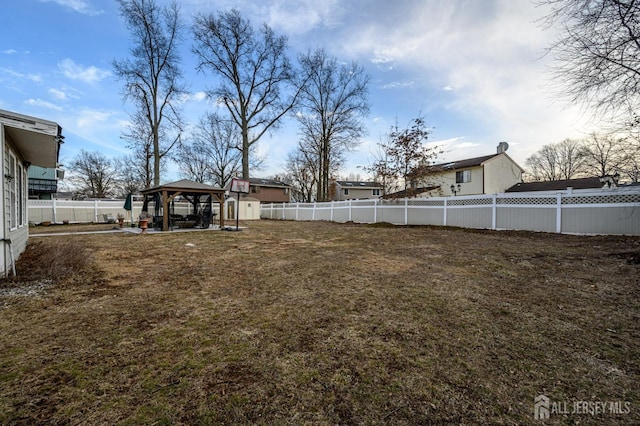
[{"x1": 140, "y1": 179, "x2": 226, "y2": 231}]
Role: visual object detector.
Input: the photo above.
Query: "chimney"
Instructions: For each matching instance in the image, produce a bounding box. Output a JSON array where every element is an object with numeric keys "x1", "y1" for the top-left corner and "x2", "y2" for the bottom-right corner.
[{"x1": 497, "y1": 141, "x2": 509, "y2": 154}]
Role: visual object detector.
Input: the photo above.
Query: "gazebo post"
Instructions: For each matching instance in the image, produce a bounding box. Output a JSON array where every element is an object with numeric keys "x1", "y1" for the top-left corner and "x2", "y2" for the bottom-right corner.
[{"x1": 162, "y1": 189, "x2": 170, "y2": 231}]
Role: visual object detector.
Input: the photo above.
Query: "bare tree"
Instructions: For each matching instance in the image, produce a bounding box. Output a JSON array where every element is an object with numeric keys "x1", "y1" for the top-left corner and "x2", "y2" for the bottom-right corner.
[
  {"x1": 581, "y1": 132, "x2": 632, "y2": 177},
  {"x1": 283, "y1": 148, "x2": 317, "y2": 202},
  {"x1": 113, "y1": 0, "x2": 185, "y2": 187},
  {"x1": 364, "y1": 117, "x2": 440, "y2": 196},
  {"x1": 114, "y1": 155, "x2": 148, "y2": 197},
  {"x1": 174, "y1": 112, "x2": 243, "y2": 187},
  {"x1": 192, "y1": 9, "x2": 298, "y2": 179},
  {"x1": 541, "y1": 0, "x2": 640, "y2": 126},
  {"x1": 69, "y1": 150, "x2": 119, "y2": 198},
  {"x1": 525, "y1": 138, "x2": 587, "y2": 181},
  {"x1": 296, "y1": 48, "x2": 370, "y2": 201},
  {"x1": 121, "y1": 110, "x2": 154, "y2": 188}
]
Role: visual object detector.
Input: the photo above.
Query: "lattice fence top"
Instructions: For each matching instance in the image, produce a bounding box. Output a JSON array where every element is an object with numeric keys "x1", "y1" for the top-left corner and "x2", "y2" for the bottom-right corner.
[
  {"x1": 448, "y1": 198, "x2": 493, "y2": 206},
  {"x1": 497, "y1": 197, "x2": 556, "y2": 205},
  {"x1": 408, "y1": 199, "x2": 444, "y2": 207},
  {"x1": 562, "y1": 194, "x2": 640, "y2": 205}
]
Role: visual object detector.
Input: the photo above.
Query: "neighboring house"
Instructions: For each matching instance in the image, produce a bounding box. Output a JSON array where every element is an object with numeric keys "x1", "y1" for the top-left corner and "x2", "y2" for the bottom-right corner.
[
  {"x1": 0, "y1": 109, "x2": 63, "y2": 276},
  {"x1": 506, "y1": 177, "x2": 604, "y2": 193},
  {"x1": 331, "y1": 181, "x2": 384, "y2": 201},
  {"x1": 28, "y1": 165, "x2": 63, "y2": 199},
  {"x1": 241, "y1": 178, "x2": 291, "y2": 203},
  {"x1": 414, "y1": 144, "x2": 524, "y2": 197}
]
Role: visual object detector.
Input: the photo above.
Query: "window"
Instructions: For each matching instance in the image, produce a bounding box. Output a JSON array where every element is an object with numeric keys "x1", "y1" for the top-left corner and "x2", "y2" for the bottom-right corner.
[
  {"x1": 17, "y1": 162, "x2": 24, "y2": 226},
  {"x1": 251, "y1": 185, "x2": 258, "y2": 193},
  {"x1": 372, "y1": 188, "x2": 381, "y2": 196},
  {"x1": 456, "y1": 170, "x2": 471, "y2": 183},
  {"x1": 9, "y1": 153, "x2": 16, "y2": 229},
  {"x1": 343, "y1": 188, "x2": 349, "y2": 195}
]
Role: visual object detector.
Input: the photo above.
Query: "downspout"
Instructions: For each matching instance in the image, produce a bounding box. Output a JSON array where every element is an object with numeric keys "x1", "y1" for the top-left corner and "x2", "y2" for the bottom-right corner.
[
  {"x1": 1, "y1": 239, "x2": 16, "y2": 276},
  {"x1": 0, "y1": 123, "x2": 6, "y2": 276}
]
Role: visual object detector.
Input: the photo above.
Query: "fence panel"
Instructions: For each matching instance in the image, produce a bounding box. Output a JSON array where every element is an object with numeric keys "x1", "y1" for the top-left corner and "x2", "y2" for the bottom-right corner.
[
  {"x1": 260, "y1": 188, "x2": 640, "y2": 235},
  {"x1": 28, "y1": 199, "x2": 196, "y2": 224}
]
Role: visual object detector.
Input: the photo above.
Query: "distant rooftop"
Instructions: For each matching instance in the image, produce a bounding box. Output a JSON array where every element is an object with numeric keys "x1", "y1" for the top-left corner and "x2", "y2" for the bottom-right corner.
[
  {"x1": 248, "y1": 178, "x2": 290, "y2": 188},
  {"x1": 506, "y1": 177, "x2": 602, "y2": 192},
  {"x1": 335, "y1": 181, "x2": 383, "y2": 188}
]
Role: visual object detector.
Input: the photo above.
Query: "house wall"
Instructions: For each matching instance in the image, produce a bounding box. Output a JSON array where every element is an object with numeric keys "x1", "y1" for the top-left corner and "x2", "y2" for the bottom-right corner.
[
  {"x1": 2, "y1": 128, "x2": 29, "y2": 276},
  {"x1": 429, "y1": 168, "x2": 484, "y2": 196},
  {"x1": 249, "y1": 185, "x2": 290, "y2": 203},
  {"x1": 483, "y1": 154, "x2": 523, "y2": 194},
  {"x1": 334, "y1": 186, "x2": 381, "y2": 201}
]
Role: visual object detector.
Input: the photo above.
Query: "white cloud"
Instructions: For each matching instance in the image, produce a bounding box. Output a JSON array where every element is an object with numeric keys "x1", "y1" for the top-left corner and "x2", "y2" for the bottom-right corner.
[
  {"x1": 2, "y1": 49, "x2": 17, "y2": 55},
  {"x1": 49, "y1": 88, "x2": 68, "y2": 100},
  {"x1": 76, "y1": 108, "x2": 112, "y2": 128},
  {"x1": 192, "y1": 91, "x2": 208, "y2": 102},
  {"x1": 58, "y1": 58, "x2": 110, "y2": 84},
  {"x1": 1, "y1": 67, "x2": 42, "y2": 83},
  {"x1": 178, "y1": 91, "x2": 209, "y2": 103},
  {"x1": 39, "y1": 0, "x2": 103, "y2": 16},
  {"x1": 381, "y1": 81, "x2": 415, "y2": 90},
  {"x1": 24, "y1": 98, "x2": 63, "y2": 111}
]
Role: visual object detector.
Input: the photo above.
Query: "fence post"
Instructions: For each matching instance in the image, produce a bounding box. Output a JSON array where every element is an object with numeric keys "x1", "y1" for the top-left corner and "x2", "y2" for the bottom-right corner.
[
  {"x1": 373, "y1": 198, "x2": 378, "y2": 224},
  {"x1": 556, "y1": 193, "x2": 562, "y2": 233},
  {"x1": 270, "y1": 203, "x2": 274, "y2": 219},
  {"x1": 443, "y1": 198, "x2": 448, "y2": 226},
  {"x1": 312, "y1": 202, "x2": 316, "y2": 221},
  {"x1": 94, "y1": 200, "x2": 99, "y2": 223},
  {"x1": 492, "y1": 194, "x2": 497, "y2": 230},
  {"x1": 330, "y1": 201, "x2": 334, "y2": 222},
  {"x1": 282, "y1": 203, "x2": 286, "y2": 220},
  {"x1": 349, "y1": 200, "x2": 352, "y2": 222},
  {"x1": 404, "y1": 198, "x2": 408, "y2": 225},
  {"x1": 51, "y1": 198, "x2": 57, "y2": 224}
]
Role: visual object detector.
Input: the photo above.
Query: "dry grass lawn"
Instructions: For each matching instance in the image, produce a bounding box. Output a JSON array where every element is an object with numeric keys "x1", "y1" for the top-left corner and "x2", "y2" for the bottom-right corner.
[{"x1": 1, "y1": 220, "x2": 639, "y2": 424}]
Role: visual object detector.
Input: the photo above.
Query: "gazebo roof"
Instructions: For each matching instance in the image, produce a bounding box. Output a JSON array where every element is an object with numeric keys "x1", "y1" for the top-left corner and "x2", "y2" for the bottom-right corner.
[{"x1": 141, "y1": 179, "x2": 224, "y2": 194}]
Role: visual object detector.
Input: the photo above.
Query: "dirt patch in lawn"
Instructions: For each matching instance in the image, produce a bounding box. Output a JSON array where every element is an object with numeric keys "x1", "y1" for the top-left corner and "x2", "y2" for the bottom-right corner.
[{"x1": 1, "y1": 220, "x2": 639, "y2": 424}]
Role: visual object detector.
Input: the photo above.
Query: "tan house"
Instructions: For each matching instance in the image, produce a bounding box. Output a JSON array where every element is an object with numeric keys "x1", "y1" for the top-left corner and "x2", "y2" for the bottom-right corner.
[
  {"x1": 413, "y1": 144, "x2": 524, "y2": 197},
  {"x1": 331, "y1": 181, "x2": 384, "y2": 201},
  {"x1": 246, "y1": 178, "x2": 291, "y2": 203},
  {"x1": 0, "y1": 109, "x2": 63, "y2": 276}
]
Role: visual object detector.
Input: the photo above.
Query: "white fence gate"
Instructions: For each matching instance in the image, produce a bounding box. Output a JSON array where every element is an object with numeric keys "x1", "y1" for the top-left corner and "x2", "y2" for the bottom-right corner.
[{"x1": 260, "y1": 189, "x2": 640, "y2": 235}]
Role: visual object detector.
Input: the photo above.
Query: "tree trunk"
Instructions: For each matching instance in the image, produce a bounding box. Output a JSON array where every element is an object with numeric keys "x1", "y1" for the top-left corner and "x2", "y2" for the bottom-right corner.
[{"x1": 242, "y1": 122, "x2": 250, "y2": 179}]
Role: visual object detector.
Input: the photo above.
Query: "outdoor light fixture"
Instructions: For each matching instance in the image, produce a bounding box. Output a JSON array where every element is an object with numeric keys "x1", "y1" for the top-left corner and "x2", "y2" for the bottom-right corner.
[
  {"x1": 450, "y1": 183, "x2": 461, "y2": 196},
  {"x1": 4, "y1": 174, "x2": 14, "y2": 182}
]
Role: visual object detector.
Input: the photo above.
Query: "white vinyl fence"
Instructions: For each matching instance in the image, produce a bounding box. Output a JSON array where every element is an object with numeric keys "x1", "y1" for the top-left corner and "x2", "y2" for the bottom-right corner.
[
  {"x1": 261, "y1": 189, "x2": 640, "y2": 235},
  {"x1": 27, "y1": 199, "x2": 218, "y2": 224}
]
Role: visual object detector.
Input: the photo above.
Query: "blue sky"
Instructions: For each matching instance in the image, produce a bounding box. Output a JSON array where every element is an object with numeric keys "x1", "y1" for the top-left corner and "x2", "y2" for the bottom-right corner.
[{"x1": 1, "y1": 0, "x2": 598, "y2": 182}]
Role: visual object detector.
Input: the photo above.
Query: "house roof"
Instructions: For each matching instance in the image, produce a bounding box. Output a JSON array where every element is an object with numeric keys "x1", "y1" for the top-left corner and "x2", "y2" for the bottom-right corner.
[
  {"x1": 336, "y1": 180, "x2": 383, "y2": 189},
  {"x1": 506, "y1": 177, "x2": 603, "y2": 192},
  {"x1": 0, "y1": 109, "x2": 63, "y2": 168},
  {"x1": 431, "y1": 153, "x2": 501, "y2": 171},
  {"x1": 383, "y1": 185, "x2": 440, "y2": 199},
  {"x1": 248, "y1": 178, "x2": 290, "y2": 188}
]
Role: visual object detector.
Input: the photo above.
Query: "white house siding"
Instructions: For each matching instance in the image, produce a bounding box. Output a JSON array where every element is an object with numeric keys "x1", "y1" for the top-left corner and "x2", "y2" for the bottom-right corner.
[
  {"x1": 428, "y1": 168, "x2": 483, "y2": 196},
  {"x1": 336, "y1": 187, "x2": 380, "y2": 201},
  {"x1": 2, "y1": 131, "x2": 29, "y2": 276},
  {"x1": 483, "y1": 154, "x2": 523, "y2": 194}
]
